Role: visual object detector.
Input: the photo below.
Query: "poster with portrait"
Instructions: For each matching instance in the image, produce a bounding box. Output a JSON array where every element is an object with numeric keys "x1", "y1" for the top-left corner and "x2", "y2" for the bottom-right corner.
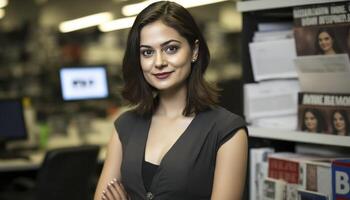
[
  {"x1": 297, "y1": 92, "x2": 350, "y2": 136},
  {"x1": 293, "y1": 2, "x2": 350, "y2": 57}
]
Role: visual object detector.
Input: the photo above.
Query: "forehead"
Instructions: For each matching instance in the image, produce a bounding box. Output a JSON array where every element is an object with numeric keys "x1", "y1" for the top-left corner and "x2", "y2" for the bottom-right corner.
[
  {"x1": 319, "y1": 32, "x2": 331, "y2": 37},
  {"x1": 334, "y1": 112, "x2": 342, "y2": 116},
  {"x1": 306, "y1": 111, "x2": 315, "y2": 116},
  {"x1": 140, "y1": 20, "x2": 186, "y2": 45}
]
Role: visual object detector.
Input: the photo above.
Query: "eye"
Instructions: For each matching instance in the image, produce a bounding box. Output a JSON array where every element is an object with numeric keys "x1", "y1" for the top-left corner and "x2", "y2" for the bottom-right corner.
[
  {"x1": 141, "y1": 49, "x2": 154, "y2": 57},
  {"x1": 164, "y1": 45, "x2": 179, "y2": 54}
]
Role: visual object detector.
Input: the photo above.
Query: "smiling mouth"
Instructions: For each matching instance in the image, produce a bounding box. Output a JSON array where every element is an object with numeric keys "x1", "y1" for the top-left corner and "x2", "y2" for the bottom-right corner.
[{"x1": 153, "y1": 71, "x2": 173, "y2": 79}]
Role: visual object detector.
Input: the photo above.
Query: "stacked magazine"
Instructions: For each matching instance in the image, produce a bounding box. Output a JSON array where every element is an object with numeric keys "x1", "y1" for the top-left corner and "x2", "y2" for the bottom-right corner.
[{"x1": 250, "y1": 147, "x2": 350, "y2": 200}]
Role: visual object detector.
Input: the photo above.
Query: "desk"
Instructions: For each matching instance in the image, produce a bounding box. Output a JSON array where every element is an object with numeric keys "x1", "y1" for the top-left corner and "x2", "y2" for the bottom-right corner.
[
  {"x1": 0, "y1": 118, "x2": 113, "y2": 172},
  {"x1": 0, "y1": 147, "x2": 108, "y2": 172}
]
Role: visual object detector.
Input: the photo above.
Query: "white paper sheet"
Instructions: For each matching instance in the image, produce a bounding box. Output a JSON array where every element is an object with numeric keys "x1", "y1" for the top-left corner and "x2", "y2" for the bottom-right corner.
[
  {"x1": 244, "y1": 80, "x2": 300, "y2": 122},
  {"x1": 257, "y1": 22, "x2": 293, "y2": 32},
  {"x1": 294, "y1": 54, "x2": 350, "y2": 93},
  {"x1": 249, "y1": 39, "x2": 298, "y2": 81},
  {"x1": 253, "y1": 30, "x2": 293, "y2": 42},
  {"x1": 251, "y1": 114, "x2": 297, "y2": 130}
]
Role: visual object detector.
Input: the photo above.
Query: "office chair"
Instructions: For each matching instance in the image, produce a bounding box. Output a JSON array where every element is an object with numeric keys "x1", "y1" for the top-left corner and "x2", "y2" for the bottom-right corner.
[{"x1": 1, "y1": 145, "x2": 100, "y2": 200}]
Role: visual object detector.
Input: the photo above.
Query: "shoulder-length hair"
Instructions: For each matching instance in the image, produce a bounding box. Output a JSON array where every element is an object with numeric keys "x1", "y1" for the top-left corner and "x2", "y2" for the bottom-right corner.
[
  {"x1": 121, "y1": 1, "x2": 219, "y2": 116},
  {"x1": 315, "y1": 28, "x2": 343, "y2": 54},
  {"x1": 301, "y1": 108, "x2": 326, "y2": 133},
  {"x1": 331, "y1": 110, "x2": 350, "y2": 135}
]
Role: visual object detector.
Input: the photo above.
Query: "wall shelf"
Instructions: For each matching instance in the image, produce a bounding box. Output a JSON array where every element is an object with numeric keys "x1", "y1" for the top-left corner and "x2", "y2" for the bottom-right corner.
[
  {"x1": 248, "y1": 126, "x2": 350, "y2": 147},
  {"x1": 237, "y1": 0, "x2": 347, "y2": 12}
]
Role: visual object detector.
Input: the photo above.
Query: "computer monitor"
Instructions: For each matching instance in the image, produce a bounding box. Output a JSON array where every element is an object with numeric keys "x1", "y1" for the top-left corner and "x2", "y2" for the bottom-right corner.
[
  {"x1": 0, "y1": 99, "x2": 28, "y2": 148},
  {"x1": 59, "y1": 65, "x2": 109, "y2": 101}
]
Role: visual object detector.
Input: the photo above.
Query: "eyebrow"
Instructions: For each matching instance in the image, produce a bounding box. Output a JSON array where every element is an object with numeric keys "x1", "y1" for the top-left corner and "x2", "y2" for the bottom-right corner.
[{"x1": 140, "y1": 39, "x2": 181, "y2": 48}]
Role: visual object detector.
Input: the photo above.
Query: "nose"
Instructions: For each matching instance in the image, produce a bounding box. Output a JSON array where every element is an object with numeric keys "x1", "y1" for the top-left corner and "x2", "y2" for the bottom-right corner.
[{"x1": 155, "y1": 51, "x2": 167, "y2": 69}]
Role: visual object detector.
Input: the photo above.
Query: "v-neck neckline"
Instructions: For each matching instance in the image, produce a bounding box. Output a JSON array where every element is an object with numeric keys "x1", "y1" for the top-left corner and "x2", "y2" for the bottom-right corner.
[{"x1": 140, "y1": 112, "x2": 200, "y2": 192}]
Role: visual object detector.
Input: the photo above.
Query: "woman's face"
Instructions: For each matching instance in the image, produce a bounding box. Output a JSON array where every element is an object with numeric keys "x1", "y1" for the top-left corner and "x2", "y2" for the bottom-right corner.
[
  {"x1": 318, "y1": 31, "x2": 334, "y2": 53},
  {"x1": 305, "y1": 111, "x2": 318, "y2": 132},
  {"x1": 333, "y1": 112, "x2": 346, "y2": 134},
  {"x1": 139, "y1": 20, "x2": 197, "y2": 92}
]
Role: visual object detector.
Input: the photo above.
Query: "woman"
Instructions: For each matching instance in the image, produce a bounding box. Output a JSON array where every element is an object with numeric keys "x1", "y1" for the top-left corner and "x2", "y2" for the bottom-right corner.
[
  {"x1": 301, "y1": 108, "x2": 325, "y2": 133},
  {"x1": 331, "y1": 110, "x2": 349, "y2": 136},
  {"x1": 94, "y1": 1, "x2": 248, "y2": 200},
  {"x1": 315, "y1": 28, "x2": 342, "y2": 55}
]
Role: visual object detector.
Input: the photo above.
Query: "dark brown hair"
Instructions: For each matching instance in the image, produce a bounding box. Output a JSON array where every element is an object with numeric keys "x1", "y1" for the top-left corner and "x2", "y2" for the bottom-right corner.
[{"x1": 121, "y1": 1, "x2": 219, "y2": 116}]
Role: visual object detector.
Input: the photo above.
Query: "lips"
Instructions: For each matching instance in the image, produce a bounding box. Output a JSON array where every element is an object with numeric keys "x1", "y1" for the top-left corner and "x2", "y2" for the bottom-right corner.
[{"x1": 153, "y1": 71, "x2": 173, "y2": 79}]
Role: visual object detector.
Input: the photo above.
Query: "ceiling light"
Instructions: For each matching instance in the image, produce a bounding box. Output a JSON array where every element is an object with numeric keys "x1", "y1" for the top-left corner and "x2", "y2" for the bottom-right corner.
[
  {"x1": 0, "y1": 0, "x2": 8, "y2": 9},
  {"x1": 122, "y1": 0, "x2": 228, "y2": 16},
  {"x1": 59, "y1": 12, "x2": 113, "y2": 33},
  {"x1": 99, "y1": 16, "x2": 136, "y2": 32},
  {"x1": 175, "y1": 0, "x2": 228, "y2": 9},
  {"x1": 122, "y1": 0, "x2": 157, "y2": 16},
  {"x1": 0, "y1": 9, "x2": 4, "y2": 19}
]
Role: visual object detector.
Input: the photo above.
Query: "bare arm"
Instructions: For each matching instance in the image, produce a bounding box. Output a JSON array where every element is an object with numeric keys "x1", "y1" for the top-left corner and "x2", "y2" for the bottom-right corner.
[
  {"x1": 211, "y1": 128, "x2": 248, "y2": 200},
  {"x1": 94, "y1": 131, "x2": 123, "y2": 200}
]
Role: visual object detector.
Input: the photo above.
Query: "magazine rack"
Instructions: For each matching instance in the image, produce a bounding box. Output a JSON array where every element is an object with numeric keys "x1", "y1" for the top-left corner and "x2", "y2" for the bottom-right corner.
[
  {"x1": 238, "y1": 0, "x2": 350, "y2": 147},
  {"x1": 238, "y1": 0, "x2": 350, "y2": 198}
]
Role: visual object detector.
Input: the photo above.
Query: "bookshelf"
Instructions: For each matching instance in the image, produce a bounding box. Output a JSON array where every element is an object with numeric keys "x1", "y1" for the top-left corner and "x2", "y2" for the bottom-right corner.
[
  {"x1": 237, "y1": 0, "x2": 348, "y2": 12},
  {"x1": 238, "y1": 0, "x2": 349, "y2": 146},
  {"x1": 238, "y1": 1, "x2": 349, "y2": 199},
  {"x1": 248, "y1": 127, "x2": 350, "y2": 147}
]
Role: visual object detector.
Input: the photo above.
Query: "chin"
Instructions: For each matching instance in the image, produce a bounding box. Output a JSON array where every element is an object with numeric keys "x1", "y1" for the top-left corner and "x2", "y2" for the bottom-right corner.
[
  {"x1": 149, "y1": 80, "x2": 172, "y2": 89},
  {"x1": 153, "y1": 82, "x2": 185, "y2": 92},
  {"x1": 150, "y1": 83, "x2": 174, "y2": 91}
]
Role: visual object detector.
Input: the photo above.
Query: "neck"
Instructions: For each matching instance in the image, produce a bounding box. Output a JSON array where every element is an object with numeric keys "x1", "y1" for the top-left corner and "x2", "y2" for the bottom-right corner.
[
  {"x1": 308, "y1": 127, "x2": 317, "y2": 132},
  {"x1": 325, "y1": 49, "x2": 336, "y2": 55},
  {"x1": 156, "y1": 84, "x2": 187, "y2": 118},
  {"x1": 337, "y1": 129, "x2": 346, "y2": 136}
]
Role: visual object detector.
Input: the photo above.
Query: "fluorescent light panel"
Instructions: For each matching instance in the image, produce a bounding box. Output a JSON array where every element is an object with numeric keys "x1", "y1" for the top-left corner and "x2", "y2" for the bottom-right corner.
[
  {"x1": 0, "y1": 9, "x2": 4, "y2": 19},
  {"x1": 59, "y1": 12, "x2": 113, "y2": 33},
  {"x1": 99, "y1": 16, "x2": 136, "y2": 32},
  {"x1": 59, "y1": 0, "x2": 228, "y2": 33},
  {"x1": 0, "y1": 0, "x2": 8, "y2": 9},
  {"x1": 122, "y1": 0, "x2": 228, "y2": 16}
]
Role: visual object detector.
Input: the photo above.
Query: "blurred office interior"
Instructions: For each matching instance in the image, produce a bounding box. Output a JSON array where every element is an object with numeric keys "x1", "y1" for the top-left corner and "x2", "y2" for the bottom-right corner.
[{"x1": 0, "y1": 0, "x2": 243, "y2": 199}]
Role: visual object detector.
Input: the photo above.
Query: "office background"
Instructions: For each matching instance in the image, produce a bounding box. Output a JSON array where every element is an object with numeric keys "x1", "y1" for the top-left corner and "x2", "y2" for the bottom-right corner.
[{"x1": 0, "y1": 0, "x2": 244, "y2": 199}]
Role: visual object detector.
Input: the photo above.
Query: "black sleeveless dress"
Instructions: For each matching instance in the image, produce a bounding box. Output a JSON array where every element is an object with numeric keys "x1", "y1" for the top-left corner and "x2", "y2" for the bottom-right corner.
[{"x1": 114, "y1": 106, "x2": 247, "y2": 200}]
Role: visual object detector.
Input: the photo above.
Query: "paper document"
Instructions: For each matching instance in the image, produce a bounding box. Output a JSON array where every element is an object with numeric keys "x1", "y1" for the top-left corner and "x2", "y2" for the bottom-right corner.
[
  {"x1": 257, "y1": 22, "x2": 293, "y2": 32},
  {"x1": 249, "y1": 39, "x2": 298, "y2": 81},
  {"x1": 294, "y1": 54, "x2": 350, "y2": 93},
  {"x1": 253, "y1": 30, "x2": 293, "y2": 42},
  {"x1": 244, "y1": 80, "x2": 300, "y2": 122},
  {"x1": 251, "y1": 115, "x2": 297, "y2": 130}
]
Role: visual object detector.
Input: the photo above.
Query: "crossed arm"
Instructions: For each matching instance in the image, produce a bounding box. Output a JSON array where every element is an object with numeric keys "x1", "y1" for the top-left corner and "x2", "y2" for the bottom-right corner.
[{"x1": 94, "y1": 132, "x2": 129, "y2": 200}]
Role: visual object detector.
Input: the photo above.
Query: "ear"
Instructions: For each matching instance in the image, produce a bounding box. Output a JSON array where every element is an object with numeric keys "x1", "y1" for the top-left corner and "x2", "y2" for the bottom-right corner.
[{"x1": 191, "y1": 39, "x2": 199, "y2": 63}]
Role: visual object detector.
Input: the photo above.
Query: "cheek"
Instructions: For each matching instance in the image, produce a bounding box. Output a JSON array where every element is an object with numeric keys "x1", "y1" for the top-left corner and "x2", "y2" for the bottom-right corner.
[
  {"x1": 140, "y1": 58, "x2": 153, "y2": 72},
  {"x1": 140, "y1": 59, "x2": 154, "y2": 84},
  {"x1": 170, "y1": 58, "x2": 191, "y2": 79},
  {"x1": 167, "y1": 52, "x2": 192, "y2": 70}
]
